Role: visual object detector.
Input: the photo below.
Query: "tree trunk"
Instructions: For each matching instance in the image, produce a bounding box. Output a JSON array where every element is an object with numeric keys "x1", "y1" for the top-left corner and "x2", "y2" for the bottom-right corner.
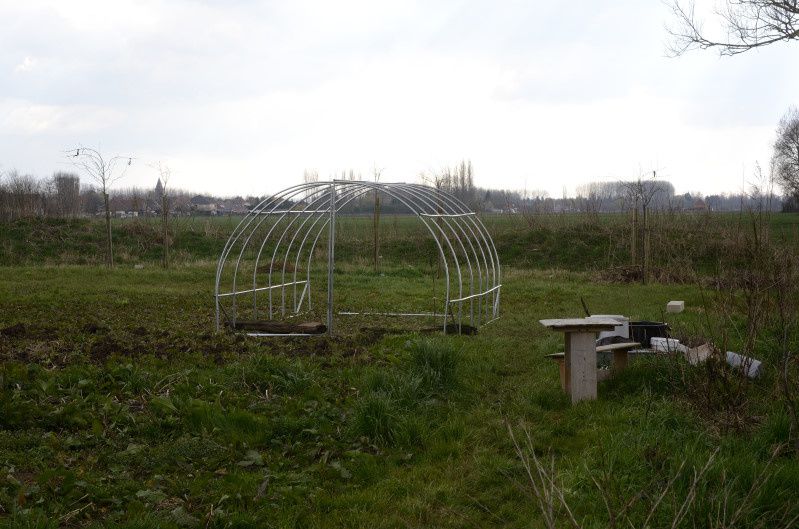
[
  {"x1": 103, "y1": 191, "x2": 114, "y2": 267},
  {"x1": 631, "y1": 200, "x2": 638, "y2": 267},
  {"x1": 642, "y1": 205, "x2": 648, "y2": 285},
  {"x1": 162, "y1": 194, "x2": 169, "y2": 269},
  {"x1": 373, "y1": 190, "x2": 380, "y2": 273}
]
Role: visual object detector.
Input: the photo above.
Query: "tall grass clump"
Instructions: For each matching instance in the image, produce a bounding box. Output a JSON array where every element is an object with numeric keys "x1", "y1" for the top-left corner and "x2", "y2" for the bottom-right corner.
[
  {"x1": 350, "y1": 339, "x2": 460, "y2": 446},
  {"x1": 363, "y1": 370, "x2": 424, "y2": 408},
  {"x1": 352, "y1": 370, "x2": 431, "y2": 447},
  {"x1": 352, "y1": 392, "x2": 399, "y2": 445},
  {"x1": 508, "y1": 423, "x2": 799, "y2": 529},
  {"x1": 407, "y1": 338, "x2": 459, "y2": 391}
]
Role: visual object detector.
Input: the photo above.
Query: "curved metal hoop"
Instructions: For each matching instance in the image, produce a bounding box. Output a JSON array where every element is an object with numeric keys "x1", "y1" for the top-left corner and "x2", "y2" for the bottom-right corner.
[{"x1": 215, "y1": 181, "x2": 501, "y2": 335}]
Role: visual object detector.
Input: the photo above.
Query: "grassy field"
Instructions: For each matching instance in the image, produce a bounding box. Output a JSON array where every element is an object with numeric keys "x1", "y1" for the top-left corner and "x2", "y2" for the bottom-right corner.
[{"x1": 1, "y1": 262, "x2": 797, "y2": 528}]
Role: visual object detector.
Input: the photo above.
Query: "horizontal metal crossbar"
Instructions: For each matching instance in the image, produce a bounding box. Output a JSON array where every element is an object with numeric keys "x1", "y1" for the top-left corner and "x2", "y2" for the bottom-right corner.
[
  {"x1": 338, "y1": 311, "x2": 438, "y2": 317},
  {"x1": 254, "y1": 209, "x2": 331, "y2": 215},
  {"x1": 245, "y1": 333, "x2": 318, "y2": 337},
  {"x1": 448, "y1": 284, "x2": 502, "y2": 304},
  {"x1": 217, "y1": 280, "x2": 308, "y2": 297},
  {"x1": 419, "y1": 212, "x2": 476, "y2": 218}
]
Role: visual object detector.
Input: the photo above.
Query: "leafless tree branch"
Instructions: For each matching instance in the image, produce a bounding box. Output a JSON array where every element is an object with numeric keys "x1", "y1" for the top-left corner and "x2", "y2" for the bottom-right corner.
[
  {"x1": 774, "y1": 107, "x2": 799, "y2": 202},
  {"x1": 667, "y1": 0, "x2": 799, "y2": 56}
]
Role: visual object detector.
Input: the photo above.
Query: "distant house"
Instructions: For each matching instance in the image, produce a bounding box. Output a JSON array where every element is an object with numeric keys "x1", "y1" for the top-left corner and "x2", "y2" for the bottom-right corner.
[
  {"x1": 195, "y1": 203, "x2": 217, "y2": 215},
  {"x1": 691, "y1": 198, "x2": 708, "y2": 212},
  {"x1": 188, "y1": 194, "x2": 216, "y2": 215},
  {"x1": 190, "y1": 194, "x2": 214, "y2": 206}
]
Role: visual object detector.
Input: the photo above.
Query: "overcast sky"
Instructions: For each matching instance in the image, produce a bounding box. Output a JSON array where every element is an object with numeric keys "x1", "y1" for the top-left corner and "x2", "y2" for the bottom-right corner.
[{"x1": 1, "y1": 0, "x2": 797, "y2": 197}]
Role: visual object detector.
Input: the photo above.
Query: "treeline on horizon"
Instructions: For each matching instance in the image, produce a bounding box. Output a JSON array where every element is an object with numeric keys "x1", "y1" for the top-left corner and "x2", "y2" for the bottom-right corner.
[{"x1": 0, "y1": 163, "x2": 789, "y2": 222}]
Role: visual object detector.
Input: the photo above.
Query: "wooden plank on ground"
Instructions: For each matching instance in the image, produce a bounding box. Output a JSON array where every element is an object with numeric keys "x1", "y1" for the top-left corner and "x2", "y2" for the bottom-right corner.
[{"x1": 231, "y1": 320, "x2": 326, "y2": 334}]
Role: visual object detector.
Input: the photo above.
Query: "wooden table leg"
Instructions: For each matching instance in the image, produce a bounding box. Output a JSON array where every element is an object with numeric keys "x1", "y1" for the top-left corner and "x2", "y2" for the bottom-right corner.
[
  {"x1": 565, "y1": 331, "x2": 597, "y2": 403},
  {"x1": 613, "y1": 349, "x2": 629, "y2": 372}
]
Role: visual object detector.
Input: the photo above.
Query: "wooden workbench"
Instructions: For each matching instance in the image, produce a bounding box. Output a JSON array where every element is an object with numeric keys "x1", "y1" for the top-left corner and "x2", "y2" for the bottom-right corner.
[{"x1": 539, "y1": 318, "x2": 620, "y2": 403}]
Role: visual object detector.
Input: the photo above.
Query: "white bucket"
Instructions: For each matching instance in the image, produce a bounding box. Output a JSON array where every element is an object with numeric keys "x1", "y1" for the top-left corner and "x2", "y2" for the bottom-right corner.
[
  {"x1": 651, "y1": 337, "x2": 687, "y2": 354},
  {"x1": 590, "y1": 315, "x2": 629, "y2": 340}
]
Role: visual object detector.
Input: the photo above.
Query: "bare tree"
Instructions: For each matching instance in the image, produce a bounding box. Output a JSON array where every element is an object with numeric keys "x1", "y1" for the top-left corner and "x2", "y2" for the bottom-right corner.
[
  {"x1": 80, "y1": 187, "x2": 103, "y2": 216},
  {"x1": 518, "y1": 188, "x2": 551, "y2": 227},
  {"x1": 130, "y1": 187, "x2": 142, "y2": 215},
  {"x1": 153, "y1": 162, "x2": 172, "y2": 269},
  {"x1": 667, "y1": 0, "x2": 799, "y2": 56},
  {"x1": 3, "y1": 170, "x2": 43, "y2": 219},
  {"x1": 302, "y1": 169, "x2": 319, "y2": 184},
  {"x1": 623, "y1": 172, "x2": 663, "y2": 284},
  {"x1": 51, "y1": 172, "x2": 81, "y2": 217},
  {"x1": 420, "y1": 160, "x2": 475, "y2": 205},
  {"x1": 0, "y1": 174, "x2": 6, "y2": 222},
  {"x1": 67, "y1": 146, "x2": 133, "y2": 267},
  {"x1": 574, "y1": 182, "x2": 614, "y2": 218},
  {"x1": 774, "y1": 107, "x2": 799, "y2": 203}
]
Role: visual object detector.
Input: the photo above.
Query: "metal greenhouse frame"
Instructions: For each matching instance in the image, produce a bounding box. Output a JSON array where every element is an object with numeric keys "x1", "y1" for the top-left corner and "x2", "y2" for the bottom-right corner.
[{"x1": 215, "y1": 181, "x2": 501, "y2": 336}]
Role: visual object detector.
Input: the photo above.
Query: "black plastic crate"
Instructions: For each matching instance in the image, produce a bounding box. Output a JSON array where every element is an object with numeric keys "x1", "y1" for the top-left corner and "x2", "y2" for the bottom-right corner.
[{"x1": 629, "y1": 321, "x2": 669, "y2": 348}]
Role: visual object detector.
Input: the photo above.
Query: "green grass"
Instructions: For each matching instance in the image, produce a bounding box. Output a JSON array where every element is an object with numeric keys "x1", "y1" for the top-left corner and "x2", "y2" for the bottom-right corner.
[
  {"x1": 0, "y1": 263, "x2": 797, "y2": 527},
  {"x1": 3, "y1": 212, "x2": 799, "y2": 274}
]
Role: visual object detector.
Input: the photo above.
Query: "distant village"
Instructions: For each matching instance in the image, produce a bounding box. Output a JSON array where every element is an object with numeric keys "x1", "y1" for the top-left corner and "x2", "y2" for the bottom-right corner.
[
  {"x1": 0, "y1": 171, "x2": 261, "y2": 221},
  {"x1": 0, "y1": 169, "x2": 788, "y2": 222}
]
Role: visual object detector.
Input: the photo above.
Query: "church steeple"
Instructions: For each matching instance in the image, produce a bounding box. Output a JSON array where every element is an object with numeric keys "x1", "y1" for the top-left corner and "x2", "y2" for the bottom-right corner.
[{"x1": 155, "y1": 178, "x2": 164, "y2": 198}]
